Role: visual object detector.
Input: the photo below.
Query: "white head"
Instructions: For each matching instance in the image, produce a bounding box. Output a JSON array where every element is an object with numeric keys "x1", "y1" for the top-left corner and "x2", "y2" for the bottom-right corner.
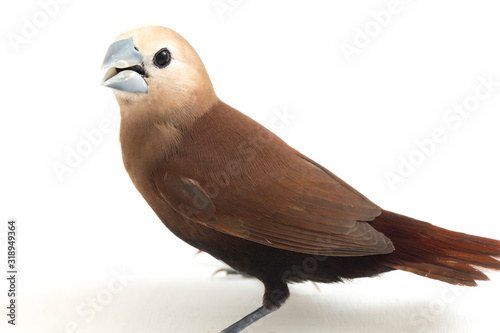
[{"x1": 101, "y1": 26, "x2": 218, "y2": 127}]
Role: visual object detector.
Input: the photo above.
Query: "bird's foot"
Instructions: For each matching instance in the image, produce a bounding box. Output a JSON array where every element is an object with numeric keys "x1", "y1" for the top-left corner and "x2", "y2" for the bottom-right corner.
[{"x1": 212, "y1": 268, "x2": 253, "y2": 278}]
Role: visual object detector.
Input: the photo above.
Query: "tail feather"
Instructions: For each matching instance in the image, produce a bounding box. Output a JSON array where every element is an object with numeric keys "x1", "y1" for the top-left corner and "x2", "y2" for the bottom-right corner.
[{"x1": 372, "y1": 210, "x2": 500, "y2": 286}]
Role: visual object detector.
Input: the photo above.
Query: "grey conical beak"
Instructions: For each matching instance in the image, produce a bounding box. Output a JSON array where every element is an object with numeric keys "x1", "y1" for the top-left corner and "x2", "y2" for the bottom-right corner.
[{"x1": 100, "y1": 38, "x2": 148, "y2": 94}]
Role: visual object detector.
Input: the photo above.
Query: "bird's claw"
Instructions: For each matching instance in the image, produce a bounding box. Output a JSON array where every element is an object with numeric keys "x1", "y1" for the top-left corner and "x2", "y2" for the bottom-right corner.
[{"x1": 212, "y1": 268, "x2": 253, "y2": 279}]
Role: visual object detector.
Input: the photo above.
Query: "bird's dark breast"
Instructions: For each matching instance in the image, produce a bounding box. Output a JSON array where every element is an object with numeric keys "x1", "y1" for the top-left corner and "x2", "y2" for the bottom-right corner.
[{"x1": 143, "y1": 189, "x2": 294, "y2": 280}]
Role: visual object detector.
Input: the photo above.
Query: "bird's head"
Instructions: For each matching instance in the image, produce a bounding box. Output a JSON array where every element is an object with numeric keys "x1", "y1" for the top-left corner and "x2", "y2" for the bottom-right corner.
[{"x1": 101, "y1": 26, "x2": 217, "y2": 124}]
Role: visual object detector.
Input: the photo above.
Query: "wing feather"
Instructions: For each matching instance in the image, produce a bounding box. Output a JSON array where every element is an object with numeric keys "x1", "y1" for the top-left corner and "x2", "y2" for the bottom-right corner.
[{"x1": 154, "y1": 102, "x2": 394, "y2": 256}]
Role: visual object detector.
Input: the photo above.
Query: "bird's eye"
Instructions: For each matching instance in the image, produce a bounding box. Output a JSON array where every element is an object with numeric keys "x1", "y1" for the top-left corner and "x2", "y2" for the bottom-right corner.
[{"x1": 153, "y1": 48, "x2": 172, "y2": 68}]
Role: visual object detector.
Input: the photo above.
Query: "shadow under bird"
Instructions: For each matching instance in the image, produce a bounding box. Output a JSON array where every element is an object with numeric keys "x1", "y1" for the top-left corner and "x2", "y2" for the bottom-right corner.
[{"x1": 100, "y1": 26, "x2": 500, "y2": 332}]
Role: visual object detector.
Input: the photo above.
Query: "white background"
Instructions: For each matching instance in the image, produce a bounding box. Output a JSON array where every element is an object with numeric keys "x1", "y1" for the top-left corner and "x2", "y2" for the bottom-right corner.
[{"x1": 1, "y1": 0, "x2": 500, "y2": 332}]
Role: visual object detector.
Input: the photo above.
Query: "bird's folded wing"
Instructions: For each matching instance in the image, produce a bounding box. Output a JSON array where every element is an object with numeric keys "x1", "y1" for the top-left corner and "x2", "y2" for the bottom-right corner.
[{"x1": 154, "y1": 154, "x2": 394, "y2": 257}]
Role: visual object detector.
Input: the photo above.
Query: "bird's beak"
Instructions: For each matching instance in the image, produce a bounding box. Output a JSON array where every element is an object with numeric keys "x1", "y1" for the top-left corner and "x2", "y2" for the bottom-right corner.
[{"x1": 100, "y1": 38, "x2": 148, "y2": 94}]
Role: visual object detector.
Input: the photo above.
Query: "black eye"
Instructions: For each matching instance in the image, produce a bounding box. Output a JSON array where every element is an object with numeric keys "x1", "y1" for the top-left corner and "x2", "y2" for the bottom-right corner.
[{"x1": 153, "y1": 48, "x2": 171, "y2": 68}]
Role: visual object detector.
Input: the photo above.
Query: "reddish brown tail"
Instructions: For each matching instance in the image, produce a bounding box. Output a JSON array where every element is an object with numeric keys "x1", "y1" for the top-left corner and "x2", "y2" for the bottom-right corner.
[{"x1": 372, "y1": 210, "x2": 500, "y2": 286}]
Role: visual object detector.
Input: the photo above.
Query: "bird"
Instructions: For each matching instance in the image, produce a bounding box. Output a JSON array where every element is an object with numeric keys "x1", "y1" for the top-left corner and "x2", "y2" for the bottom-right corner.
[{"x1": 100, "y1": 26, "x2": 500, "y2": 332}]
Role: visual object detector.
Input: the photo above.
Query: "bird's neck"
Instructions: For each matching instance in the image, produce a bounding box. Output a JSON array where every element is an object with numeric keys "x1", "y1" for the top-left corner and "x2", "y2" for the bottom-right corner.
[{"x1": 118, "y1": 98, "x2": 220, "y2": 190}]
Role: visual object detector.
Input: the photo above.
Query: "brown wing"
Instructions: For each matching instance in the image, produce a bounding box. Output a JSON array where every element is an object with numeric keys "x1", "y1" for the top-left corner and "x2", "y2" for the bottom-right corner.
[{"x1": 153, "y1": 102, "x2": 394, "y2": 257}]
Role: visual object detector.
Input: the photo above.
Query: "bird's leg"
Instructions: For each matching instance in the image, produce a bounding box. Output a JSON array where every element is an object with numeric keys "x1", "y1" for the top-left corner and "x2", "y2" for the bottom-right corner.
[
  {"x1": 220, "y1": 306, "x2": 273, "y2": 333},
  {"x1": 219, "y1": 281, "x2": 290, "y2": 333}
]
